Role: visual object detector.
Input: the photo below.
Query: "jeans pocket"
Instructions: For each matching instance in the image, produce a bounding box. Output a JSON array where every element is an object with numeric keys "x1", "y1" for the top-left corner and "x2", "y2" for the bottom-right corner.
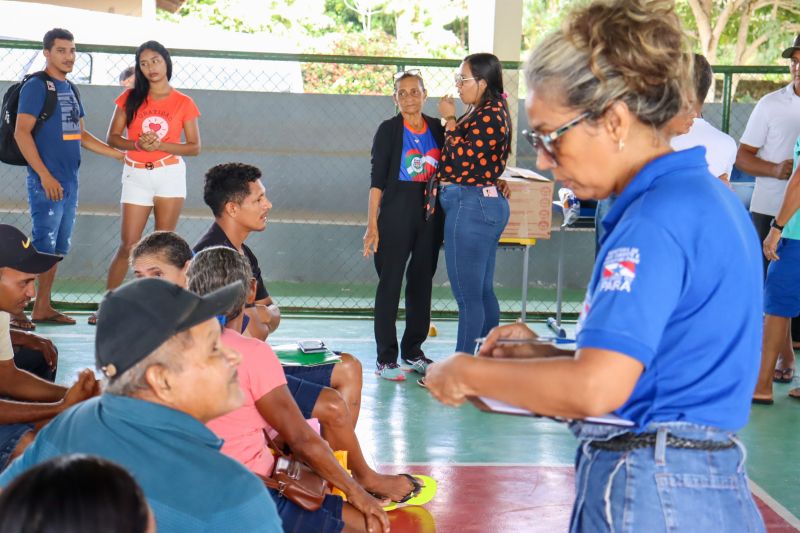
[
  {"x1": 477, "y1": 195, "x2": 499, "y2": 226},
  {"x1": 655, "y1": 473, "x2": 762, "y2": 533},
  {"x1": 26, "y1": 177, "x2": 44, "y2": 196}
]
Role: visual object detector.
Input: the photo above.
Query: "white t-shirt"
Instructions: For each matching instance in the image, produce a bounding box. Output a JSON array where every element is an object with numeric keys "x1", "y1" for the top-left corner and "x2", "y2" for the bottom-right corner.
[
  {"x1": 0, "y1": 312, "x2": 14, "y2": 362},
  {"x1": 671, "y1": 117, "x2": 737, "y2": 179},
  {"x1": 739, "y1": 84, "x2": 800, "y2": 216}
]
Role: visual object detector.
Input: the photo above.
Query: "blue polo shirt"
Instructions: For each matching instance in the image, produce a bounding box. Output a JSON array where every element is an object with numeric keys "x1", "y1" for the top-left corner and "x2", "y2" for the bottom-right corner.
[
  {"x1": 576, "y1": 147, "x2": 762, "y2": 431},
  {"x1": 0, "y1": 394, "x2": 281, "y2": 533}
]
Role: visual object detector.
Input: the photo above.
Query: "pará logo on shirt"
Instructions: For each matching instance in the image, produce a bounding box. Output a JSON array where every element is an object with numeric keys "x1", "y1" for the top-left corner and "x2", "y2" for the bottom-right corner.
[{"x1": 599, "y1": 247, "x2": 640, "y2": 293}]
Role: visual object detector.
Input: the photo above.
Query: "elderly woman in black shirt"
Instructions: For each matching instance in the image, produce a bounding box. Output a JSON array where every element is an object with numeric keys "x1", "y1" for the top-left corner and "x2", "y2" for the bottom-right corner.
[{"x1": 363, "y1": 71, "x2": 445, "y2": 381}]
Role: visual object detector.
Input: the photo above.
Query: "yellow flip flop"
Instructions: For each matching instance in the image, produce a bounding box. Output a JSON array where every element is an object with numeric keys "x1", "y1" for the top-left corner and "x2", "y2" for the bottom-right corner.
[{"x1": 383, "y1": 474, "x2": 437, "y2": 511}]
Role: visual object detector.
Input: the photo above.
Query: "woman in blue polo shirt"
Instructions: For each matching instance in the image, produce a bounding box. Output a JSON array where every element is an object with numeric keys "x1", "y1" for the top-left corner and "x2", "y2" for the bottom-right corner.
[
  {"x1": 754, "y1": 136, "x2": 800, "y2": 403},
  {"x1": 425, "y1": 0, "x2": 765, "y2": 531}
]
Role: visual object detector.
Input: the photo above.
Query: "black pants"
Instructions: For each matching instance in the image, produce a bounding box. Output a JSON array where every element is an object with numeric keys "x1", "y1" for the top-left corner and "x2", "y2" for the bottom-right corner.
[
  {"x1": 13, "y1": 346, "x2": 56, "y2": 382},
  {"x1": 374, "y1": 186, "x2": 444, "y2": 365},
  {"x1": 752, "y1": 211, "x2": 800, "y2": 341}
]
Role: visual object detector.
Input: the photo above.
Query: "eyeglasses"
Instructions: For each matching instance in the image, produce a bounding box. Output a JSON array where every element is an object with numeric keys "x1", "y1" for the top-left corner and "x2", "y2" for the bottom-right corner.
[
  {"x1": 394, "y1": 68, "x2": 421, "y2": 80},
  {"x1": 454, "y1": 74, "x2": 476, "y2": 86},
  {"x1": 522, "y1": 112, "x2": 590, "y2": 165}
]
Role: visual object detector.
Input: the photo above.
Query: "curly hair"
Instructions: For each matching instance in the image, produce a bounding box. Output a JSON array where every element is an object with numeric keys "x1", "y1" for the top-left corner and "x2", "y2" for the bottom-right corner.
[
  {"x1": 203, "y1": 163, "x2": 263, "y2": 218},
  {"x1": 524, "y1": 0, "x2": 692, "y2": 130},
  {"x1": 187, "y1": 246, "x2": 251, "y2": 322}
]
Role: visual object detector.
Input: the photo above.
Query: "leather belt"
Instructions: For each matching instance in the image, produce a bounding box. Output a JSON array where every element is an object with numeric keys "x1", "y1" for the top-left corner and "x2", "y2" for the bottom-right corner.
[
  {"x1": 590, "y1": 432, "x2": 736, "y2": 452},
  {"x1": 124, "y1": 155, "x2": 180, "y2": 170}
]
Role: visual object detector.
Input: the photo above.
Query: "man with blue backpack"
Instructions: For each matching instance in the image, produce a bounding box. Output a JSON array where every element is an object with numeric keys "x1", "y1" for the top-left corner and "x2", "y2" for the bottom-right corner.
[{"x1": 0, "y1": 28, "x2": 121, "y2": 328}]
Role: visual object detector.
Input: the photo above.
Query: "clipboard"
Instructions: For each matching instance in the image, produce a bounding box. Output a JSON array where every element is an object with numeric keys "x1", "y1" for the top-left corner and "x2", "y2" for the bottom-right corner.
[
  {"x1": 272, "y1": 344, "x2": 342, "y2": 367},
  {"x1": 468, "y1": 395, "x2": 635, "y2": 427}
]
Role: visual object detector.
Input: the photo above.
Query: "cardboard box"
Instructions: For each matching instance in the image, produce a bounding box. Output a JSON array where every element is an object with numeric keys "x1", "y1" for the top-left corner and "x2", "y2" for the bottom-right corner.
[{"x1": 499, "y1": 166, "x2": 554, "y2": 241}]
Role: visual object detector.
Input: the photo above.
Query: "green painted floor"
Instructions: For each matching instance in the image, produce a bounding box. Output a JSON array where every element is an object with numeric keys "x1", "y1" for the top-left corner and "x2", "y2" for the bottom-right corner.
[{"x1": 38, "y1": 315, "x2": 800, "y2": 525}]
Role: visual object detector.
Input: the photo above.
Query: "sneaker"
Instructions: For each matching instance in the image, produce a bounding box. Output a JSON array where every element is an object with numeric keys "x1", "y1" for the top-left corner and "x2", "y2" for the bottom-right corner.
[
  {"x1": 376, "y1": 362, "x2": 406, "y2": 381},
  {"x1": 401, "y1": 355, "x2": 434, "y2": 376}
]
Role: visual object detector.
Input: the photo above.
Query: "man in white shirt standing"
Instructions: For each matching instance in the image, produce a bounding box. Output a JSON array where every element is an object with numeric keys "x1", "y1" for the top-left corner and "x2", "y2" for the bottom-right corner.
[
  {"x1": 736, "y1": 34, "x2": 800, "y2": 382},
  {"x1": 671, "y1": 54, "x2": 737, "y2": 184}
]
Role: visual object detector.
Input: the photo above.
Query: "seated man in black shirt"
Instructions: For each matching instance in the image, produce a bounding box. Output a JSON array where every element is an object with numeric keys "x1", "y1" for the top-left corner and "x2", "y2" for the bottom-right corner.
[{"x1": 194, "y1": 163, "x2": 365, "y2": 424}]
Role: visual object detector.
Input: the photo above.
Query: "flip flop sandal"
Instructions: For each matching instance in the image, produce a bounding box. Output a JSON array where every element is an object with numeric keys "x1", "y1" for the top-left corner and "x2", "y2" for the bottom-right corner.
[
  {"x1": 751, "y1": 397, "x2": 774, "y2": 405},
  {"x1": 789, "y1": 388, "x2": 800, "y2": 400},
  {"x1": 383, "y1": 474, "x2": 437, "y2": 511},
  {"x1": 88, "y1": 313, "x2": 98, "y2": 326},
  {"x1": 774, "y1": 366, "x2": 795, "y2": 383},
  {"x1": 32, "y1": 313, "x2": 75, "y2": 325},
  {"x1": 10, "y1": 316, "x2": 36, "y2": 331},
  {"x1": 417, "y1": 378, "x2": 426, "y2": 388}
]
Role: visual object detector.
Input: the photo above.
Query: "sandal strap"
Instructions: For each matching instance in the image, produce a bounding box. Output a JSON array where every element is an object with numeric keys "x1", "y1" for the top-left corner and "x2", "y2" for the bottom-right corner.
[{"x1": 396, "y1": 473, "x2": 423, "y2": 503}]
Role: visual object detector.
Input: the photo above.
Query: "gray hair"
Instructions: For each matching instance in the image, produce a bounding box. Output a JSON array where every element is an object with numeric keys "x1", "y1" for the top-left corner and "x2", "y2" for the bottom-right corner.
[
  {"x1": 103, "y1": 332, "x2": 191, "y2": 396},
  {"x1": 187, "y1": 246, "x2": 250, "y2": 321},
  {"x1": 393, "y1": 73, "x2": 426, "y2": 94},
  {"x1": 524, "y1": 0, "x2": 692, "y2": 130}
]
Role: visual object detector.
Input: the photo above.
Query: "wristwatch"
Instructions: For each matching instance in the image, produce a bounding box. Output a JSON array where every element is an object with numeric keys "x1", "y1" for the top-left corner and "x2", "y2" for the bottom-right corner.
[{"x1": 770, "y1": 218, "x2": 784, "y2": 232}]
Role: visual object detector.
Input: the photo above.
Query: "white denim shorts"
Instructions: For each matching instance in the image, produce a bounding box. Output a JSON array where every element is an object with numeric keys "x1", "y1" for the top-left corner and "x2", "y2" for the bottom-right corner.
[{"x1": 120, "y1": 157, "x2": 186, "y2": 206}]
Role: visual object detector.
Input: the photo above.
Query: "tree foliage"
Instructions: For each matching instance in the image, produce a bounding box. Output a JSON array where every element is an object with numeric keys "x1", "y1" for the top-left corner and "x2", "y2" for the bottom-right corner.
[{"x1": 159, "y1": 0, "x2": 800, "y2": 67}]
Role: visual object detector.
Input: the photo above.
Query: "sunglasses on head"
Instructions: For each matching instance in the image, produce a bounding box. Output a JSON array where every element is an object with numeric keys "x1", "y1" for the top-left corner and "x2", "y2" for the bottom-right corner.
[{"x1": 394, "y1": 69, "x2": 422, "y2": 80}]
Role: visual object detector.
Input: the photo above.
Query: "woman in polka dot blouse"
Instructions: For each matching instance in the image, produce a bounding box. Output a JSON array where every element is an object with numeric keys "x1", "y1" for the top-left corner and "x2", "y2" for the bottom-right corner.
[{"x1": 435, "y1": 52, "x2": 512, "y2": 354}]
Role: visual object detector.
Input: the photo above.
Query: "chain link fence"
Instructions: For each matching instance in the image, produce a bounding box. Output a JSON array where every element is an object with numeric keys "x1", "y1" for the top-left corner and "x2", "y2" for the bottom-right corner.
[{"x1": 0, "y1": 40, "x2": 789, "y2": 317}]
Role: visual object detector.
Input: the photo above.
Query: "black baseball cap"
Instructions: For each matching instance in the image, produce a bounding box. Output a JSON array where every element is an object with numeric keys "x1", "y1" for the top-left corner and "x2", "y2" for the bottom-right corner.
[
  {"x1": 781, "y1": 34, "x2": 800, "y2": 59},
  {"x1": 0, "y1": 224, "x2": 61, "y2": 273},
  {"x1": 95, "y1": 278, "x2": 242, "y2": 379}
]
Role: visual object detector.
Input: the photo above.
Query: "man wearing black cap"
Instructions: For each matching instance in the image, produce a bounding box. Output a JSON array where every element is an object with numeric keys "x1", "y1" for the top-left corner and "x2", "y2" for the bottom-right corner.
[
  {"x1": 0, "y1": 277, "x2": 282, "y2": 532},
  {"x1": 737, "y1": 34, "x2": 800, "y2": 392},
  {"x1": 0, "y1": 224, "x2": 98, "y2": 471}
]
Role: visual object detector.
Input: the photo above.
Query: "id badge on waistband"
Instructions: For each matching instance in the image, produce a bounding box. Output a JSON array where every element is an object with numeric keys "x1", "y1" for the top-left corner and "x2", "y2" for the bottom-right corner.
[{"x1": 482, "y1": 186, "x2": 498, "y2": 198}]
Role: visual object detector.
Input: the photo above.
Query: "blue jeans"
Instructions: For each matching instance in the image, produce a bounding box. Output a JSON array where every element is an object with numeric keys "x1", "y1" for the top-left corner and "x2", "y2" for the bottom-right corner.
[
  {"x1": 439, "y1": 184, "x2": 510, "y2": 353},
  {"x1": 569, "y1": 421, "x2": 765, "y2": 533},
  {"x1": 0, "y1": 423, "x2": 33, "y2": 471},
  {"x1": 27, "y1": 175, "x2": 78, "y2": 255}
]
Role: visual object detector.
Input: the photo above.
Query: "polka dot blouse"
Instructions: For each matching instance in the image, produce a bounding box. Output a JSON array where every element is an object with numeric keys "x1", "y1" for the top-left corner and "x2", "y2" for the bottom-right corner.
[{"x1": 437, "y1": 97, "x2": 510, "y2": 187}]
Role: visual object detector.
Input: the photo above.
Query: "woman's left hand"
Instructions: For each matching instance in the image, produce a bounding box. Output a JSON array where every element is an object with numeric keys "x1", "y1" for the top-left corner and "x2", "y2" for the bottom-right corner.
[
  {"x1": 763, "y1": 228, "x2": 781, "y2": 261},
  {"x1": 497, "y1": 179, "x2": 511, "y2": 199},
  {"x1": 425, "y1": 354, "x2": 475, "y2": 406},
  {"x1": 438, "y1": 95, "x2": 456, "y2": 119}
]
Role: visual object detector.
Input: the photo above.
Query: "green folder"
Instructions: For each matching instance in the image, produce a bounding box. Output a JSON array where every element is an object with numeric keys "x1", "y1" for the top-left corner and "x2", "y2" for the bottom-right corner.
[{"x1": 272, "y1": 343, "x2": 342, "y2": 367}]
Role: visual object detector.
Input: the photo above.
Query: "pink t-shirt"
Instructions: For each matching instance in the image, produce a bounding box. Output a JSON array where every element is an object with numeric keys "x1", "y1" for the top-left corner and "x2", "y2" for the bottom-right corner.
[{"x1": 207, "y1": 329, "x2": 287, "y2": 476}]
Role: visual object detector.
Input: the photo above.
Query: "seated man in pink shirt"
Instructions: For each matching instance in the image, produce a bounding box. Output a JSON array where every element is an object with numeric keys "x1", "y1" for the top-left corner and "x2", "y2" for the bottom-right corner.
[
  {"x1": 130, "y1": 233, "x2": 419, "y2": 505},
  {"x1": 188, "y1": 246, "x2": 425, "y2": 532}
]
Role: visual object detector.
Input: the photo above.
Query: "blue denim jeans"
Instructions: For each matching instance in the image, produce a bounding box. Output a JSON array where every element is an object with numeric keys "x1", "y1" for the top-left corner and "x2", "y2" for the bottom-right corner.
[
  {"x1": 569, "y1": 421, "x2": 765, "y2": 533},
  {"x1": 0, "y1": 423, "x2": 33, "y2": 471},
  {"x1": 439, "y1": 184, "x2": 510, "y2": 353},
  {"x1": 27, "y1": 175, "x2": 78, "y2": 255}
]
